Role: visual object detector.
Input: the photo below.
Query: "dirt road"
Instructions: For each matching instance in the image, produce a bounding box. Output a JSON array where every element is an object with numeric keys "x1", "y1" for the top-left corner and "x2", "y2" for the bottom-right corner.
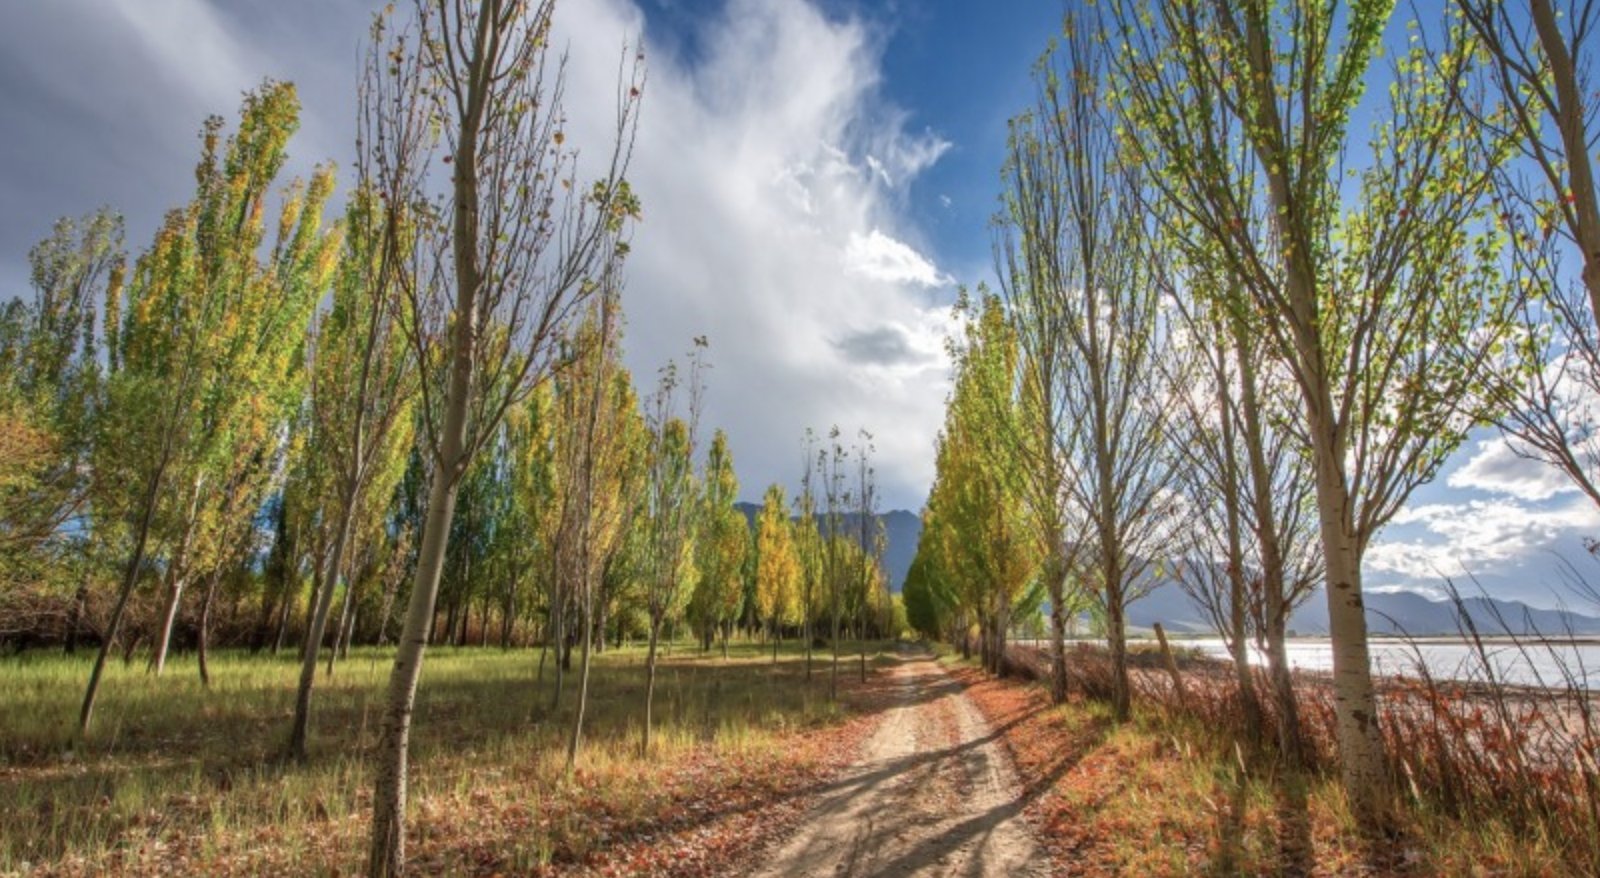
[{"x1": 749, "y1": 653, "x2": 1044, "y2": 878}]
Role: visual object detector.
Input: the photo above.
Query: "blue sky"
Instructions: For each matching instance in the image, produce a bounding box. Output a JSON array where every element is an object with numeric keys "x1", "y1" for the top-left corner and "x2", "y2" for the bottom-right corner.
[{"x1": 1, "y1": 0, "x2": 1596, "y2": 610}]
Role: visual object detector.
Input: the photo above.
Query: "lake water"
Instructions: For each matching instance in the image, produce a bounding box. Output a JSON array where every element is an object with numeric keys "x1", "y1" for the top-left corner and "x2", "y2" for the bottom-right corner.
[{"x1": 1175, "y1": 637, "x2": 1600, "y2": 690}]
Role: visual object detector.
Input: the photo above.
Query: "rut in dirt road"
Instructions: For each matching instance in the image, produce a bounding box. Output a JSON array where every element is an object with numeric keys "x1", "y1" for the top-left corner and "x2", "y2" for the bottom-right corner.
[{"x1": 749, "y1": 654, "x2": 1045, "y2": 878}]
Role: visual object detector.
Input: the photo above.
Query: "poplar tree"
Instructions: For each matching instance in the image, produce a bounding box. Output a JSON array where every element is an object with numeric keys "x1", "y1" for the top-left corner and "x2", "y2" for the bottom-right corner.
[
  {"x1": 689, "y1": 430, "x2": 749, "y2": 656},
  {"x1": 139, "y1": 88, "x2": 337, "y2": 678},
  {"x1": 289, "y1": 186, "x2": 418, "y2": 760},
  {"x1": 1110, "y1": 0, "x2": 1511, "y2": 827},
  {"x1": 361, "y1": 1, "x2": 640, "y2": 870},
  {"x1": 640, "y1": 347, "x2": 702, "y2": 751},
  {"x1": 0, "y1": 209, "x2": 122, "y2": 633},
  {"x1": 81, "y1": 81, "x2": 337, "y2": 733},
  {"x1": 553, "y1": 289, "x2": 644, "y2": 767},
  {"x1": 755, "y1": 483, "x2": 800, "y2": 661},
  {"x1": 924, "y1": 292, "x2": 1039, "y2": 675}
]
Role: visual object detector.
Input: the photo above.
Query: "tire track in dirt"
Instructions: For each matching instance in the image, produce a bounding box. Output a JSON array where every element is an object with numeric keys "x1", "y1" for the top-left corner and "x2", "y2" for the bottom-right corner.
[{"x1": 747, "y1": 653, "x2": 1044, "y2": 878}]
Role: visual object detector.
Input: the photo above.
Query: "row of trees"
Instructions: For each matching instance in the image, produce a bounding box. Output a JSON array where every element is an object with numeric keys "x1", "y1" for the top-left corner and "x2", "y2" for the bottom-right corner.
[
  {"x1": 753, "y1": 430, "x2": 897, "y2": 698},
  {"x1": 909, "y1": 0, "x2": 1600, "y2": 842},
  {"x1": 0, "y1": 1, "x2": 884, "y2": 874}
]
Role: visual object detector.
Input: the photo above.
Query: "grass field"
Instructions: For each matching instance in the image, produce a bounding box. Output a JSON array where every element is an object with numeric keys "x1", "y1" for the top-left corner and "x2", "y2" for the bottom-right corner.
[{"x1": 0, "y1": 641, "x2": 880, "y2": 876}]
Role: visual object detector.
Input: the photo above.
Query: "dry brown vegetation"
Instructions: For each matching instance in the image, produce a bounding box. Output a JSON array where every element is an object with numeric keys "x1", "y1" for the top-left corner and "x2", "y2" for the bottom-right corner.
[{"x1": 988, "y1": 643, "x2": 1591, "y2": 875}]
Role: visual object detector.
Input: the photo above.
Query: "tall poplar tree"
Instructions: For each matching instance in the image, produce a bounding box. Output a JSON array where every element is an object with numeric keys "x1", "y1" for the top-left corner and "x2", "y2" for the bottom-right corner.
[
  {"x1": 689, "y1": 430, "x2": 748, "y2": 656},
  {"x1": 81, "y1": 81, "x2": 337, "y2": 732},
  {"x1": 361, "y1": 2, "x2": 641, "y2": 870},
  {"x1": 289, "y1": 186, "x2": 418, "y2": 759},
  {"x1": 1111, "y1": 0, "x2": 1511, "y2": 826},
  {"x1": 755, "y1": 483, "x2": 800, "y2": 661}
]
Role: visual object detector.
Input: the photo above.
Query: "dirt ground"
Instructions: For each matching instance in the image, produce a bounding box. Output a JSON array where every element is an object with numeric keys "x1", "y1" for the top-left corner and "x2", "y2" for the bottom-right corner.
[{"x1": 747, "y1": 652, "x2": 1045, "y2": 877}]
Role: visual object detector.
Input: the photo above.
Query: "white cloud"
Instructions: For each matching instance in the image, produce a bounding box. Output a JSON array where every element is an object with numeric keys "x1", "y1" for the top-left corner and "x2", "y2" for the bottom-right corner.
[
  {"x1": 0, "y1": 0, "x2": 957, "y2": 510},
  {"x1": 554, "y1": 0, "x2": 958, "y2": 508},
  {"x1": 1448, "y1": 437, "x2": 1577, "y2": 501},
  {"x1": 1368, "y1": 495, "x2": 1600, "y2": 582},
  {"x1": 844, "y1": 228, "x2": 952, "y2": 287}
]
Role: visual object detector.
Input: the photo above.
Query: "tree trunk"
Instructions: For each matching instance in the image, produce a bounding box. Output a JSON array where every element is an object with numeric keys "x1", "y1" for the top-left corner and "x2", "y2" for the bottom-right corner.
[
  {"x1": 150, "y1": 487, "x2": 204, "y2": 676},
  {"x1": 1214, "y1": 353, "x2": 1262, "y2": 744},
  {"x1": 536, "y1": 624, "x2": 549, "y2": 684},
  {"x1": 272, "y1": 593, "x2": 292, "y2": 656},
  {"x1": 80, "y1": 457, "x2": 169, "y2": 732},
  {"x1": 1529, "y1": 0, "x2": 1600, "y2": 325},
  {"x1": 376, "y1": 560, "x2": 400, "y2": 647},
  {"x1": 328, "y1": 556, "x2": 361, "y2": 677},
  {"x1": 1233, "y1": 326, "x2": 1304, "y2": 766},
  {"x1": 830, "y1": 586, "x2": 840, "y2": 701},
  {"x1": 567, "y1": 579, "x2": 594, "y2": 771},
  {"x1": 301, "y1": 553, "x2": 327, "y2": 663},
  {"x1": 1265, "y1": 603, "x2": 1304, "y2": 765},
  {"x1": 804, "y1": 611, "x2": 812, "y2": 681},
  {"x1": 859, "y1": 621, "x2": 867, "y2": 683},
  {"x1": 549, "y1": 590, "x2": 567, "y2": 710},
  {"x1": 150, "y1": 570, "x2": 187, "y2": 676},
  {"x1": 341, "y1": 606, "x2": 357, "y2": 659},
  {"x1": 1316, "y1": 474, "x2": 1388, "y2": 828},
  {"x1": 500, "y1": 571, "x2": 516, "y2": 649},
  {"x1": 79, "y1": 495, "x2": 157, "y2": 736},
  {"x1": 366, "y1": 448, "x2": 466, "y2": 877},
  {"x1": 642, "y1": 617, "x2": 662, "y2": 754},
  {"x1": 1237, "y1": 5, "x2": 1389, "y2": 829},
  {"x1": 1106, "y1": 578, "x2": 1130, "y2": 722},
  {"x1": 367, "y1": 86, "x2": 484, "y2": 864},
  {"x1": 1048, "y1": 554, "x2": 1070, "y2": 703},
  {"x1": 197, "y1": 569, "x2": 223, "y2": 688},
  {"x1": 64, "y1": 576, "x2": 89, "y2": 655},
  {"x1": 1153, "y1": 622, "x2": 1186, "y2": 707},
  {"x1": 291, "y1": 494, "x2": 358, "y2": 760}
]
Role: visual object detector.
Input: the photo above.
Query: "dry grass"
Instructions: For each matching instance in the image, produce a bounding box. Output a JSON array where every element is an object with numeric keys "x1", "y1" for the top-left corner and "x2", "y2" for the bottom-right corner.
[
  {"x1": 952, "y1": 646, "x2": 1582, "y2": 876},
  {"x1": 0, "y1": 641, "x2": 885, "y2": 876}
]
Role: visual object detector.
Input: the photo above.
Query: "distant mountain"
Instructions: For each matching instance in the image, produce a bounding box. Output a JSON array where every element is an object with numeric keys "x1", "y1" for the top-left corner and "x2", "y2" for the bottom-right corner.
[
  {"x1": 877, "y1": 510, "x2": 920, "y2": 592},
  {"x1": 1289, "y1": 589, "x2": 1600, "y2": 637},
  {"x1": 732, "y1": 503, "x2": 921, "y2": 591},
  {"x1": 1122, "y1": 577, "x2": 1600, "y2": 637}
]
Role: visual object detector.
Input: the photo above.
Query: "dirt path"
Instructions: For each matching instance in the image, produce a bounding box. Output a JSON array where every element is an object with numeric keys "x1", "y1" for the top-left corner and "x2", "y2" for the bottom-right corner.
[{"x1": 749, "y1": 653, "x2": 1044, "y2": 878}]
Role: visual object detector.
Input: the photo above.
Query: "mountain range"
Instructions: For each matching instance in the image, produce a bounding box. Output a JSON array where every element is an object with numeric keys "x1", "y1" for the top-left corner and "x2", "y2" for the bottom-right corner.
[
  {"x1": 732, "y1": 503, "x2": 920, "y2": 590},
  {"x1": 728, "y1": 505, "x2": 1600, "y2": 635},
  {"x1": 1125, "y1": 578, "x2": 1600, "y2": 637}
]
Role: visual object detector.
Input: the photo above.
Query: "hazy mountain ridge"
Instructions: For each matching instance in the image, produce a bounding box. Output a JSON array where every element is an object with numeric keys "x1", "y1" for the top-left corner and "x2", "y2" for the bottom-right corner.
[
  {"x1": 732, "y1": 503, "x2": 921, "y2": 590},
  {"x1": 1125, "y1": 578, "x2": 1600, "y2": 637}
]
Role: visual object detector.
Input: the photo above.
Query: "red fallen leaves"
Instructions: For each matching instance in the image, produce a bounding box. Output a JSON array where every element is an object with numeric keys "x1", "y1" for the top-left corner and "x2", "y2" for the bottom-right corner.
[
  {"x1": 575, "y1": 715, "x2": 877, "y2": 877},
  {"x1": 399, "y1": 696, "x2": 881, "y2": 877},
  {"x1": 949, "y1": 667, "x2": 1215, "y2": 877}
]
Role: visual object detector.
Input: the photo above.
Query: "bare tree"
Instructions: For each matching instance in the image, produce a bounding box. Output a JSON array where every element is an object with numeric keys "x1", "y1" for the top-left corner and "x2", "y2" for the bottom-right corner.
[
  {"x1": 1458, "y1": 0, "x2": 1600, "y2": 515},
  {"x1": 1002, "y1": 22, "x2": 1173, "y2": 721},
  {"x1": 1160, "y1": 252, "x2": 1323, "y2": 767},
  {"x1": 361, "y1": 2, "x2": 641, "y2": 873}
]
